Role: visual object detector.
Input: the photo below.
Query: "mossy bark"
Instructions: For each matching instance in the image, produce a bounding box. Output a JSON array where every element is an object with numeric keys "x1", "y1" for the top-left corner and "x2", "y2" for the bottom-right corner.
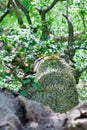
[{"x1": 27, "y1": 56, "x2": 79, "y2": 113}]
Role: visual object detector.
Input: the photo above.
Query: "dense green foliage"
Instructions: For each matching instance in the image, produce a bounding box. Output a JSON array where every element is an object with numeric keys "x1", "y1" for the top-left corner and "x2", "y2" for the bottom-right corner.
[{"x1": 0, "y1": 0, "x2": 87, "y2": 101}]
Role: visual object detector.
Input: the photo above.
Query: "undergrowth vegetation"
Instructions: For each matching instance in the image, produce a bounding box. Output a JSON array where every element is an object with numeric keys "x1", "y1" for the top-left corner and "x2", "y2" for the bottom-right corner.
[{"x1": 0, "y1": 0, "x2": 87, "y2": 101}]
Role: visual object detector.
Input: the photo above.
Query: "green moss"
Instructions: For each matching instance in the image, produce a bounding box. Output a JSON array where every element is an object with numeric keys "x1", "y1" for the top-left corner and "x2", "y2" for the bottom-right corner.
[{"x1": 27, "y1": 55, "x2": 79, "y2": 113}]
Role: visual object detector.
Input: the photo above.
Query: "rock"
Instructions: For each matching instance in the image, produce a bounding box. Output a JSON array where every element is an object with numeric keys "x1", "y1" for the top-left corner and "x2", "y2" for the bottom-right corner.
[
  {"x1": 0, "y1": 90, "x2": 65, "y2": 130},
  {"x1": 62, "y1": 101, "x2": 87, "y2": 130},
  {"x1": 0, "y1": 90, "x2": 24, "y2": 130},
  {"x1": 17, "y1": 95, "x2": 65, "y2": 130},
  {"x1": 27, "y1": 55, "x2": 79, "y2": 112},
  {"x1": 0, "y1": 90, "x2": 87, "y2": 130}
]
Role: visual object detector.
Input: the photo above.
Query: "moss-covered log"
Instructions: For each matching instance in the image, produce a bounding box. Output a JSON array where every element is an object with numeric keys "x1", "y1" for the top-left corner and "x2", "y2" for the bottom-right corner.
[{"x1": 27, "y1": 55, "x2": 79, "y2": 113}]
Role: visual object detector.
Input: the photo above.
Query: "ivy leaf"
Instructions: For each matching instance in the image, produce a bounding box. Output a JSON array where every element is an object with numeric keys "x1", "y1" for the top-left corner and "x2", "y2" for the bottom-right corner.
[
  {"x1": 32, "y1": 82, "x2": 40, "y2": 89},
  {"x1": 20, "y1": 90, "x2": 27, "y2": 97},
  {"x1": 22, "y1": 79, "x2": 31, "y2": 84}
]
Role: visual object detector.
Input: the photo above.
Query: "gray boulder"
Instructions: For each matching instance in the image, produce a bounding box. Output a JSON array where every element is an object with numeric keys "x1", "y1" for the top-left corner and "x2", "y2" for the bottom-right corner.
[
  {"x1": 0, "y1": 90, "x2": 87, "y2": 130},
  {"x1": 0, "y1": 90, "x2": 23, "y2": 130},
  {"x1": 0, "y1": 90, "x2": 64, "y2": 130}
]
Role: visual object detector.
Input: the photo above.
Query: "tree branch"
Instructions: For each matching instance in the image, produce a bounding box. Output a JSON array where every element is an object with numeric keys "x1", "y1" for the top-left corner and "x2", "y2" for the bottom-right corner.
[
  {"x1": 38, "y1": 0, "x2": 66, "y2": 20},
  {"x1": 14, "y1": 0, "x2": 32, "y2": 25},
  {"x1": 10, "y1": 0, "x2": 23, "y2": 26},
  {"x1": 63, "y1": 14, "x2": 74, "y2": 48},
  {"x1": 37, "y1": 0, "x2": 66, "y2": 39},
  {"x1": 79, "y1": 66, "x2": 87, "y2": 74},
  {"x1": 0, "y1": 9, "x2": 9, "y2": 22},
  {"x1": 75, "y1": 66, "x2": 87, "y2": 83},
  {"x1": 62, "y1": 0, "x2": 78, "y2": 63},
  {"x1": 75, "y1": 46, "x2": 87, "y2": 51},
  {"x1": 50, "y1": 31, "x2": 84, "y2": 42},
  {"x1": 42, "y1": 0, "x2": 66, "y2": 14},
  {"x1": 0, "y1": 0, "x2": 11, "y2": 22}
]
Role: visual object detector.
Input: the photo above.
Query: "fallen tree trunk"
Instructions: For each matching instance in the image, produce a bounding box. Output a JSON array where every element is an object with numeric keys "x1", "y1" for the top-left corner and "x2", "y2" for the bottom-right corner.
[
  {"x1": 0, "y1": 89, "x2": 87, "y2": 130},
  {"x1": 50, "y1": 31, "x2": 84, "y2": 42},
  {"x1": 27, "y1": 55, "x2": 79, "y2": 113}
]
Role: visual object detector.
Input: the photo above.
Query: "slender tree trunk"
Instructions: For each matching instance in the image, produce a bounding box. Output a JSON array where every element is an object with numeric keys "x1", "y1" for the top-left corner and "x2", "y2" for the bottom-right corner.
[
  {"x1": 10, "y1": 0, "x2": 23, "y2": 26},
  {"x1": 14, "y1": 0, "x2": 32, "y2": 25},
  {"x1": 0, "y1": 0, "x2": 10, "y2": 22}
]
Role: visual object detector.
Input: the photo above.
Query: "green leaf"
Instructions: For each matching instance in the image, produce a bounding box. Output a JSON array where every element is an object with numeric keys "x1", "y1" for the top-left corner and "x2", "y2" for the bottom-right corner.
[
  {"x1": 24, "y1": 67, "x2": 30, "y2": 73},
  {"x1": 22, "y1": 79, "x2": 31, "y2": 84},
  {"x1": 1, "y1": 72, "x2": 7, "y2": 78},
  {"x1": 20, "y1": 90, "x2": 27, "y2": 97},
  {"x1": 32, "y1": 82, "x2": 40, "y2": 89}
]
